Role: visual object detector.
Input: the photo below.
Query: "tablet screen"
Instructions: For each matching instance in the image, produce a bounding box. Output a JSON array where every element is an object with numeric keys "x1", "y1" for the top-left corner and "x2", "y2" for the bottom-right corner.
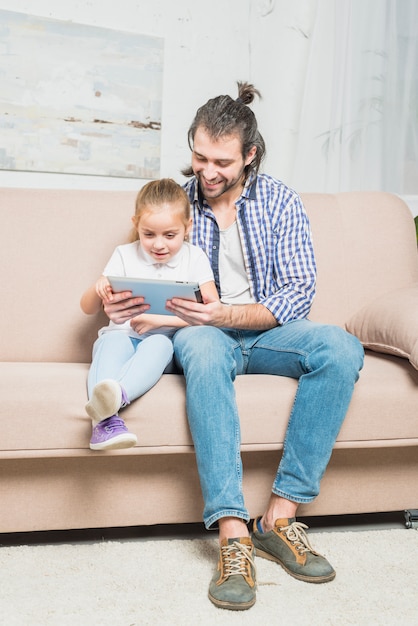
[{"x1": 107, "y1": 276, "x2": 202, "y2": 315}]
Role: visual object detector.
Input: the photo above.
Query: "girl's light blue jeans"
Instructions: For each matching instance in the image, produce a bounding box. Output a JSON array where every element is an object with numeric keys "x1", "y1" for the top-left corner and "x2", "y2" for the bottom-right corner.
[
  {"x1": 173, "y1": 320, "x2": 364, "y2": 529},
  {"x1": 87, "y1": 331, "x2": 173, "y2": 403}
]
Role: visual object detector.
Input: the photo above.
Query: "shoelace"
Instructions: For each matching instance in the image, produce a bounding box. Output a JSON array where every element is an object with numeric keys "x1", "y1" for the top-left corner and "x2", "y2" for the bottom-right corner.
[
  {"x1": 120, "y1": 388, "x2": 130, "y2": 409},
  {"x1": 103, "y1": 417, "x2": 126, "y2": 433},
  {"x1": 221, "y1": 541, "x2": 256, "y2": 578},
  {"x1": 280, "y1": 521, "x2": 320, "y2": 556}
]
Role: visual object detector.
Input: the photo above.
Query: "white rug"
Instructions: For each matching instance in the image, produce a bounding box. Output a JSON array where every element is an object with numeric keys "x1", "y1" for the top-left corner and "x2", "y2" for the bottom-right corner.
[{"x1": 0, "y1": 529, "x2": 417, "y2": 625}]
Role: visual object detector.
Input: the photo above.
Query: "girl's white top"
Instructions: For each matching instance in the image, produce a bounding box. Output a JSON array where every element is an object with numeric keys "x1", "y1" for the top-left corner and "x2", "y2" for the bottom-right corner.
[{"x1": 98, "y1": 240, "x2": 214, "y2": 339}]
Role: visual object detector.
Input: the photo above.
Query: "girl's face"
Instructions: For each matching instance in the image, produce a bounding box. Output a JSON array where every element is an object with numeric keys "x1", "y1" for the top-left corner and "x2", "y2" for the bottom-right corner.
[{"x1": 133, "y1": 201, "x2": 192, "y2": 263}]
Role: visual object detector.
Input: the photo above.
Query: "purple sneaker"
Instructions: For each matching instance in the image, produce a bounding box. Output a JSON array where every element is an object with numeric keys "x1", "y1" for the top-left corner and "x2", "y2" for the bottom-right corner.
[
  {"x1": 89, "y1": 415, "x2": 137, "y2": 451},
  {"x1": 85, "y1": 380, "x2": 130, "y2": 423}
]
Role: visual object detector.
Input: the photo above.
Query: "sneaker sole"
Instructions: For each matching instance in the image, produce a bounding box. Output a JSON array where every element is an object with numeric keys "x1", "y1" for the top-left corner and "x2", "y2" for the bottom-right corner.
[
  {"x1": 89, "y1": 433, "x2": 137, "y2": 451},
  {"x1": 86, "y1": 380, "x2": 122, "y2": 421},
  {"x1": 254, "y1": 547, "x2": 336, "y2": 584},
  {"x1": 208, "y1": 591, "x2": 256, "y2": 611}
]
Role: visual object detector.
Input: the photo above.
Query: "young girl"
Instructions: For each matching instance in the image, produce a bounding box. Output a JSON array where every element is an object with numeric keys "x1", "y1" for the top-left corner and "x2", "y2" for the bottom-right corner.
[{"x1": 80, "y1": 178, "x2": 218, "y2": 451}]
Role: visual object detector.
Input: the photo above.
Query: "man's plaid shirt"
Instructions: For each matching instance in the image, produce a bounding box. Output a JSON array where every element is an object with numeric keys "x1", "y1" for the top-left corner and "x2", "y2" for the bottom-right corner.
[{"x1": 183, "y1": 172, "x2": 317, "y2": 325}]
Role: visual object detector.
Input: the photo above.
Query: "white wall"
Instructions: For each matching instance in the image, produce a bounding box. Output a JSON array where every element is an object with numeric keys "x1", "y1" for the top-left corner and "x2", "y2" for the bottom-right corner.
[
  {"x1": 1, "y1": 0, "x2": 416, "y2": 219},
  {"x1": 249, "y1": 0, "x2": 319, "y2": 184},
  {"x1": 0, "y1": 0, "x2": 318, "y2": 190},
  {"x1": 0, "y1": 0, "x2": 250, "y2": 190},
  {"x1": 0, "y1": 0, "x2": 251, "y2": 189}
]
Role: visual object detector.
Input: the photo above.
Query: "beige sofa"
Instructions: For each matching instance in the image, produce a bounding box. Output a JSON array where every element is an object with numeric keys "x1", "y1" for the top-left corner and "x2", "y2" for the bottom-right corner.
[{"x1": 1, "y1": 188, "x2": 418, "y2": 534}]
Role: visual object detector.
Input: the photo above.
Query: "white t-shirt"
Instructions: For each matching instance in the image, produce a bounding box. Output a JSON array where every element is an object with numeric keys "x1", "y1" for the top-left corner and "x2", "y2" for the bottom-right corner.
[
  {"x1": 99, "y1": 240, "x2": 214, "y2": 339},
  {"x1": 219, "y1": 221, "x2": 255, "y2": 305}
]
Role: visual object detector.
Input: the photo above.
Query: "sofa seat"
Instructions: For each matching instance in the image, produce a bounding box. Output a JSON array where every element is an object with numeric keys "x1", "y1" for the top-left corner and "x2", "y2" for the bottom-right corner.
[{"x1": 1, "y1": 351, "x2": 417, "y2": 460}]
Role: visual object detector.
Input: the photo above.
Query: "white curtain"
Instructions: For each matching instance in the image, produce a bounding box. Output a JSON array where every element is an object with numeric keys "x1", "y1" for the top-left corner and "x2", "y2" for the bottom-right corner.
[{"x1": 290, "y1": 0, "x2": 418, "y2": 194}]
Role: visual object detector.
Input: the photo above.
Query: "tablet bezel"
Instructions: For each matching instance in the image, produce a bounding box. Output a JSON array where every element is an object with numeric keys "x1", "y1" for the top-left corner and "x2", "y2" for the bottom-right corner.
[{"x1": 106, "y1": 276, "x2": 202, "y2": 316}]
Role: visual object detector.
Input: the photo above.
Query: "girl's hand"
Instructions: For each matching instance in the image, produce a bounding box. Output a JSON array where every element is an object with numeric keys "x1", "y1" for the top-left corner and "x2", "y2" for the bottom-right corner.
[
  {"x1": 130, "y1": 314, "x2": 170, "y2": 335},
  {"x1": 95, "y1": 276, "x2": 113, "y2": 302},
  {"x1": 81, "y1": 276, "x2": 148, "y2": 318},
  {"x1": 103, "y1": 291, "x2": 149, "y2": 324}
]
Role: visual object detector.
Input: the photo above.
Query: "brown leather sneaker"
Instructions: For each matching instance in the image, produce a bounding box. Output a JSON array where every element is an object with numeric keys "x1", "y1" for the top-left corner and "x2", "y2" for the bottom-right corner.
[
  {"x1": 208, "y1": 537, "x2": 256, "y2": 610},
  {"x1": 252, "y1": 517, "x2": 336, "y2": 583}
]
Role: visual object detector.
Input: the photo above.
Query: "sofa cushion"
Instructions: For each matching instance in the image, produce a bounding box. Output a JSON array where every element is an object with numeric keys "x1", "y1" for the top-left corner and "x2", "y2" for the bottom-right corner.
[
  {"x1": 1, "y1": 354, "x2": 418, "y2": 457},
  {"x1": 346, "y1": 283, "x2": 418, "y2": 369}
]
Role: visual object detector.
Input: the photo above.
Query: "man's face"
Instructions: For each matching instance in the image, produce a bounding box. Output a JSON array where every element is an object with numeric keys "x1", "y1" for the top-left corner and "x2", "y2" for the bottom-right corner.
[{"x1": 191, "y1": 126, "x2": 256, "y2": 201}]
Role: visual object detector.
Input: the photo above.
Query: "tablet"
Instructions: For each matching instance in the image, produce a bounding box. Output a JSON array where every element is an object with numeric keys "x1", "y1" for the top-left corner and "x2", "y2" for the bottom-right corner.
[{"x1": 107, "y1": 276, "x2": 202, "y2": 315}]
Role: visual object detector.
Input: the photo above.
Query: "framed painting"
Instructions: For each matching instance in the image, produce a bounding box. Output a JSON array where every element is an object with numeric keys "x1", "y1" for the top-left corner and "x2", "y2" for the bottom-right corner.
[{"x1": 0, "y1": 10, "x2": 163, "y2": 178}]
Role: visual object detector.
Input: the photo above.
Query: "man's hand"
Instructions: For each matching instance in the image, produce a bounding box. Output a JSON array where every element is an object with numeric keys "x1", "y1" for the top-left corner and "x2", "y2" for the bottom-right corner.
[
  {"x1": 166, "y1": 297, "x2": 230, "y2": 327},
  {"x1": 166, "y1": 297, "x2": 278, "y2": 330},
  {"x1": 103, "y1": 290, "x2": 150, "y2": 324}
]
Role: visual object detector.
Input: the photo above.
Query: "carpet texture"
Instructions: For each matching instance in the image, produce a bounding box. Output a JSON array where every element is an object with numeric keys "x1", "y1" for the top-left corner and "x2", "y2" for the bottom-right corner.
[{"x1": 0, "y1": 528, "x2": 417, "y2": 625}]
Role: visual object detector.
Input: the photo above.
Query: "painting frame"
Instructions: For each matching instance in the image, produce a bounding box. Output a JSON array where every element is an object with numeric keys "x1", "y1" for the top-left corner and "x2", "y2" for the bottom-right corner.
[{"x1": 0, "y1": 10, "x2": 164, "y2": 179}]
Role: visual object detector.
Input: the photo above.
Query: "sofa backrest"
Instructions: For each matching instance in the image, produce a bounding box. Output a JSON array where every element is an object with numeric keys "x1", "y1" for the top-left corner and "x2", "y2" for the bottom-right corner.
[
  {"x1": 304, "y1": 191, "x2": 418, "y2": 325},
  {"x1": 1, "y1": 188, "x2": 137, "y2": 363},
  {"x1": 1, "y1": 188, "x2": 417, "y2": 363}
]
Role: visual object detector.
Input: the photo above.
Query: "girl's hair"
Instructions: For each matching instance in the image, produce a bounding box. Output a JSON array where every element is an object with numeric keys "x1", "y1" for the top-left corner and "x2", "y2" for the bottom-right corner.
[
  {"x1": 182, "y1": 81, "x2": 266, "y2": 179},
  {"x1": 130, "y1": 178, "x2": 191, "y2": 242}
]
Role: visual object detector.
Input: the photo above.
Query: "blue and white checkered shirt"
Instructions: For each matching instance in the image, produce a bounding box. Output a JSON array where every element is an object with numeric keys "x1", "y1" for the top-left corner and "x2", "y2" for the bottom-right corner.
[{"x1": 183, "y1": 173, "x2": 317, "y2": 325}]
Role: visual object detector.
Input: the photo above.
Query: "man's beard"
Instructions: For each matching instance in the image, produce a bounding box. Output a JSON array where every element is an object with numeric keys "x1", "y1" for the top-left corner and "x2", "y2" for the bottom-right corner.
[{"x1": 197, "y1": 168, "x2": 246, "y2": 200}]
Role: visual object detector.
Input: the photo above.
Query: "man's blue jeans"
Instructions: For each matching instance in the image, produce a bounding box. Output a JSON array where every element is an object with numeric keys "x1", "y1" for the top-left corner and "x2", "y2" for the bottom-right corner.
[{"x1": 173, "y1": 320, "x2": 364, "y2": 529}]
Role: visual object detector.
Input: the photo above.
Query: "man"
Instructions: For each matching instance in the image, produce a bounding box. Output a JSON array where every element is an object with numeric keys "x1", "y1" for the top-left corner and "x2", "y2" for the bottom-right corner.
[{"x1": 104, "y1": 82, "x2": 364, "y2": 611}]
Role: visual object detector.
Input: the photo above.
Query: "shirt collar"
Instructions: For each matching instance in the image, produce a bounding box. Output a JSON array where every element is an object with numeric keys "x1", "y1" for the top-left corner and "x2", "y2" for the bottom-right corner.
[{"x1": 241, "y1": 171, "x2": 258, "y2": 200}]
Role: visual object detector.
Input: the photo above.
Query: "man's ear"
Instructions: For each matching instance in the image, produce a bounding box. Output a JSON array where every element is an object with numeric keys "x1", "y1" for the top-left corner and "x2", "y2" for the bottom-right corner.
[{"x1": 245, "y1": 145, "x2": 257, "y2": 166}]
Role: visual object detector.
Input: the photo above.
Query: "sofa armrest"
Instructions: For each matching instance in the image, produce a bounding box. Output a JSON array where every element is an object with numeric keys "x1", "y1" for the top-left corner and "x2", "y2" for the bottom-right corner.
[{"x1": 346, "y1": 283, "x2": 418, "y2": 370}]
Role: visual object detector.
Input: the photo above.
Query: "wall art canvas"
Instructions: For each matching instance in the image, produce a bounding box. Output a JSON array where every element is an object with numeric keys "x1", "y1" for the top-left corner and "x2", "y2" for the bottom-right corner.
[{"x1": 0, "y1": 11, "x2": 163, "y2": 178}]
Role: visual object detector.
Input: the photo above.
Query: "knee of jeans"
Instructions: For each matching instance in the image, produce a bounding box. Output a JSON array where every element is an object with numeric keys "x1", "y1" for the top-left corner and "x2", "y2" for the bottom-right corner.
[
  {"x1": 146, "y1": 333, "x2": 174, "y2": 357},
  {"x1": 92, "y1": 331, "x2": 128, "y2": 357},
  {"x1": 147, "y1": 333, "x2": 173, "y2": 350},
  {"x1": 313, "y1": 325, "x2": 364, "y2": 376},
  {"x1": 345, "y1": 331, "x2": 365, "y2": 373},
  {"x1": 174, "y1": 326, "x2": 223, "y2": 354},
  {"x1": 173, "y1": 326, "x2": 230, "y2": 369}
]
